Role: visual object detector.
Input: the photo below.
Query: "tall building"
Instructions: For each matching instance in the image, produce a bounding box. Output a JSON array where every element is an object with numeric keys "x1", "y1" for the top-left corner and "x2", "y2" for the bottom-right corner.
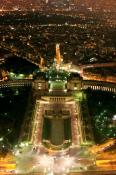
[
  {"x1": 55, "y1": 44, "x2": 61, "y2": 66},
  {"x1": 45, "y1": 0, "x2": 48, "y2": 4}
]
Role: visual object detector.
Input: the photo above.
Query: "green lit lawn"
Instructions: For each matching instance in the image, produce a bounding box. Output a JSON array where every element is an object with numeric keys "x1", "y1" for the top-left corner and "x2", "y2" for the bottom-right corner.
[
  {"x1": 42, "y1": 118, "x2": 51, "y2": 140},
  {"x1": 64, "y1": 118, "x2": 72, "y2": 140},
  {"x1": 50, "y1": 81, "x2": 66, "y2": 90},
  {"x1": 42, "y1": 117, "x2": 72, "y2": 146}
]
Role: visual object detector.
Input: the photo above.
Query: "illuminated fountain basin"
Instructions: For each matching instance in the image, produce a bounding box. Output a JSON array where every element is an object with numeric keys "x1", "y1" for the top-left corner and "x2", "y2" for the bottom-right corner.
[{"x1": 15, "y1": 144, "x2": 95, "y2": 174}]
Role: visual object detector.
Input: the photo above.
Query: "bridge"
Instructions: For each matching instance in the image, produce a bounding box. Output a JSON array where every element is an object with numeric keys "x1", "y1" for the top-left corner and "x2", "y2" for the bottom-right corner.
[
  {"x1": 80, "y1": 62, "x2": 116, "y2": 70},
  {"x1": 79, "y1": 62, "x2": 116, "y2": 76},
  {"x1": 1, "y1": 46, "x2": 39, "y2": 66}
]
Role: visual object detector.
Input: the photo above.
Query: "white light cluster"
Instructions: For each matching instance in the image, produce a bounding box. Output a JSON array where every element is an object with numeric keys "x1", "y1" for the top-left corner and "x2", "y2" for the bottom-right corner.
[
  {"x1": 15, "y1": 147, "x2": 74, "y2": 174},
  {"x1": 15, "y1": 145, "x2": 94, "y2": 175},
  {"x1": 113, "y1": 114, "x2": 116, "y2": 121}
]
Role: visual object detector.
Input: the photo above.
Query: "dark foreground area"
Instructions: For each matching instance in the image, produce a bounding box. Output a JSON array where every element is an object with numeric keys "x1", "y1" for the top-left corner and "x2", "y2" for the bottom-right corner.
[{"x1": 0, "y1": 87, "x2": 31, "y2": 155}]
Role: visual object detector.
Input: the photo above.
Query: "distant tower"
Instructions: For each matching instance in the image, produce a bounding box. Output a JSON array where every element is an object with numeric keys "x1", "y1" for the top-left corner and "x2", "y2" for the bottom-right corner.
[
  {"x1": 55, "y1": 44, "x2": 61, "y2": 67},
  {"x1": 39, "y1": 56, "x2": 45, "y2": 69}
]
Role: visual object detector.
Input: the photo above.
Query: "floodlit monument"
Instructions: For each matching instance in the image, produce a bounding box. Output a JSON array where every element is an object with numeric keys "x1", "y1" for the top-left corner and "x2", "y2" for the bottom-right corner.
[{"x1": 14, "y1": 44, "x2": 95, "y2": 175}]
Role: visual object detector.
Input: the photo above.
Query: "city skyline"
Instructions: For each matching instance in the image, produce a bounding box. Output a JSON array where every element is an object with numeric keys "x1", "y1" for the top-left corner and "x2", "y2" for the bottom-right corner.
[
  {"x1": 0, "y1": 0, "x2": 116, "y2": 174},
  {"x1": 0, "y1": 0, "x2": 116, "y2": 11}
]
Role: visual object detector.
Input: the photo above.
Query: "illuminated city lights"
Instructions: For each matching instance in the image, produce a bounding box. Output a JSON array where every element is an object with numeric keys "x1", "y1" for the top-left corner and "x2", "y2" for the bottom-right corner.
[
  {"x1": 113, "y1": 114, "x2": 116, "y2": 121},
  {"x1": 15, "y1": 144, "x2": 95, "y2": 174},
  {"x1": 0, "y1": 1, "x2": 116, "y2": 175}
]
